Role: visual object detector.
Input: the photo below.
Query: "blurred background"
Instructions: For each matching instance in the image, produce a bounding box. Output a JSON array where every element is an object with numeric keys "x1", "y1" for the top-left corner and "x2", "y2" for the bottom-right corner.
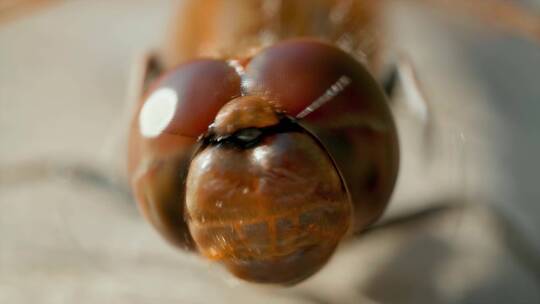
[{"x1": 0, "y1": 0, "x2": 539, "y2": 303}]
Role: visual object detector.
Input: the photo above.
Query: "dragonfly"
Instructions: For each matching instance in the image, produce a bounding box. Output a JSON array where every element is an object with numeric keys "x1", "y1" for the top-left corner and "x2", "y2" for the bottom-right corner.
[{"x1": 127, "y1": 0, "x2": 540, "y2": 285}]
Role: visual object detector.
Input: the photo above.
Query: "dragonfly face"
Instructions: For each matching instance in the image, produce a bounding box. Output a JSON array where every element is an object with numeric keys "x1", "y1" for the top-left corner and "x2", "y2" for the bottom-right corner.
[
  {"x1": 129, "y1": 39, "x2": 399, "y2": 284},
  {"x1": 186, "y1": 96, "x2": 351, "y2": 284}
]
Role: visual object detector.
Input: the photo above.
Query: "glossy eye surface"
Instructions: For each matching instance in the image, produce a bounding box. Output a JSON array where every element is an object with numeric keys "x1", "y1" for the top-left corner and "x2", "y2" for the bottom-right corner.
[
  {"x1": 244, "y1": 39, "x2": 399, "y2": 231},
  {"x1": 142, "y1": 59, "x2": 241, "y2": 138},
  {"x1": 128, "y1": 59, "x2": 241, "y2": 250},
  {"x1": 244, "y1": 39, "x2": 380, "y2": 121}
]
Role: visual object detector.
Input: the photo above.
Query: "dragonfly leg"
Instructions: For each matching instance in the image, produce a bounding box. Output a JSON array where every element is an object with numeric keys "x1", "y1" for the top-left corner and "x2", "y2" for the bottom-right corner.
[
  {"x1": 382, "y1": 54, "x2": 436, "y2": 162},
  {"x1": 127, "y1": 51, "x2": 163, "y2": 103},
  {"x1": 382, "y1": 55, "x2": 431, "y2": 126}
]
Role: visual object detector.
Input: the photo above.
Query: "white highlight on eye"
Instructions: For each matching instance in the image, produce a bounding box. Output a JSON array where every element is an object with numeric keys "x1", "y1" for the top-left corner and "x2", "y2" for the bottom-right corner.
[
  {"x1": 139, "y1": 88, "x2": 178, "y2": 138},
  {"x1": 197, "y1": 152, "x2": 213, "y2": 171},
  {"x1": 252, "y1": 146, "x2": 270, "y2": 163},
  {"x1": 228, "y1": 60, "x2": 252, "y2": 94},
  {"x1": 227, "y1": 60, "x2": 245, "y2": 76},
  {"x1": 241, "y1": 78, "x2": 255, "y2": 92},
  {"x1": 296, "y1": 75, "x2": 352, "y2": 119}
]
